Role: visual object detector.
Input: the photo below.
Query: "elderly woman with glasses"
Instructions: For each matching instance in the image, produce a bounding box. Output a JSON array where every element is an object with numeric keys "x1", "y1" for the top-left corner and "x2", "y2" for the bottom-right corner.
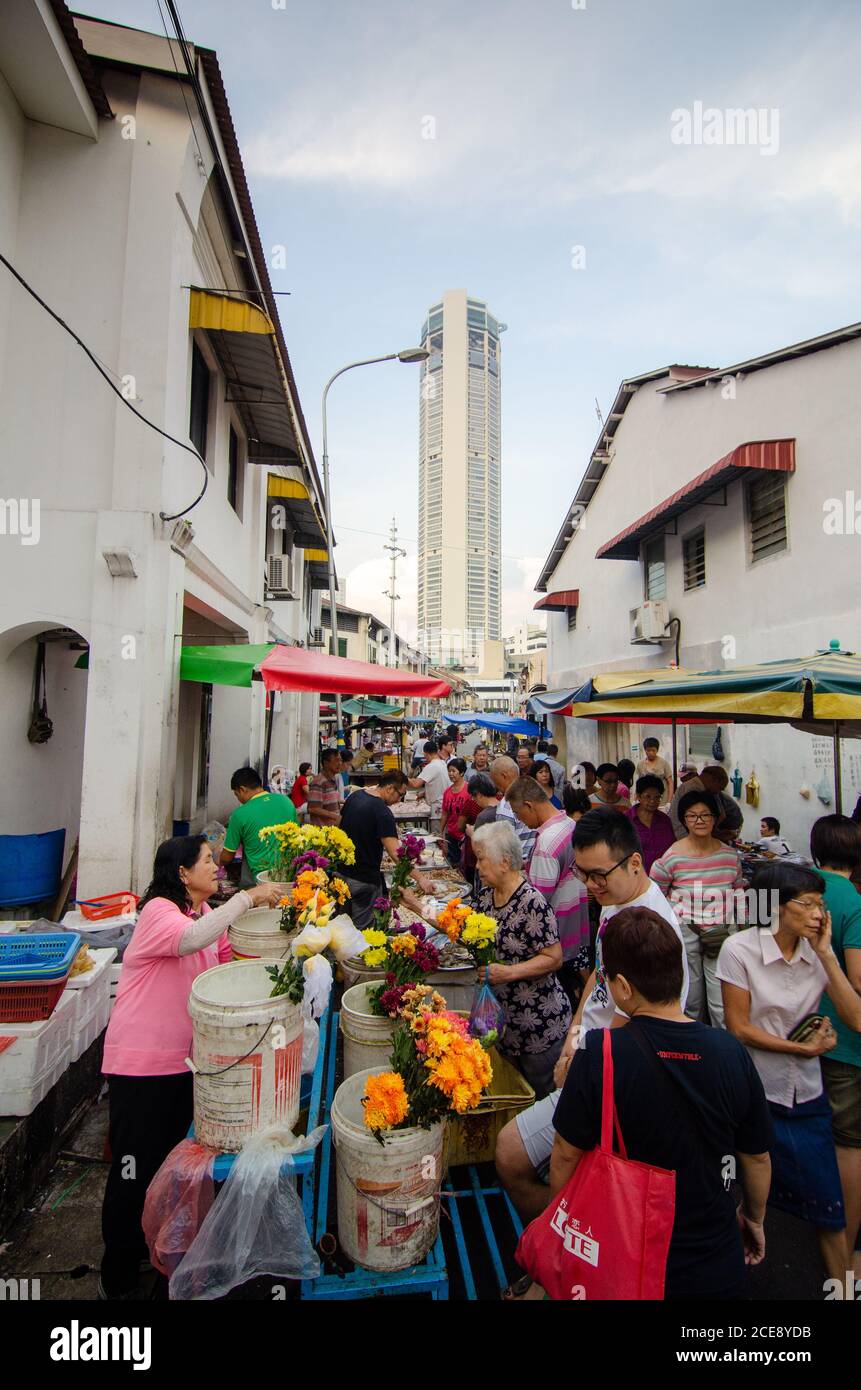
[
  {"x1": 466, "y1": 820, "x2": 573, "y2": 1098},
  {"x1": 650, "y1": 789, "x2": 745, "y2": 1027},
  {"x1": 718, "y1": 862, "x2": 861, "y2": 1284}
]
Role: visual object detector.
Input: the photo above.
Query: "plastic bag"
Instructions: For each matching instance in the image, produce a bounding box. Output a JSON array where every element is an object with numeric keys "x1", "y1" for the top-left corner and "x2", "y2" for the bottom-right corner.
[
  {"x1": 468, "y1": 978, "x2": 507, "y2": 1047},
  {"x1": 142, "y1": 1140, "x2": 217, "y2": 1279},
  {"x1": 201, "y1": 820, "x2": 227, "y2": 857},
  {"x1": 169, "y1": 1124, "x2": 327, "y2": 1300},
  {"x1": 301, "y1": 1017, "x2": 320, "y2": 1074}
]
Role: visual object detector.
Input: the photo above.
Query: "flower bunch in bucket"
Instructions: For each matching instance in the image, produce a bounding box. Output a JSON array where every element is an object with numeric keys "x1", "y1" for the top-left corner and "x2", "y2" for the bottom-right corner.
[
  {"x1": 258, "y1": 822, "x2": 356, "y2": 883},
  {"x1": 266, "y1": 898, "x2": 369, "y2": 1016},
  {"x1": 360, "y1": 917, "x2": 441, "y2": 1018},
  {"x1": 361, "y1": 985, "x2": 494, "y2": 1142},
  {"x1": 278, "y1": 867, "x2": 350, "y2": 933},
  {"x1": 437, "y1": 899, "x2": 499, "y2": 968}
]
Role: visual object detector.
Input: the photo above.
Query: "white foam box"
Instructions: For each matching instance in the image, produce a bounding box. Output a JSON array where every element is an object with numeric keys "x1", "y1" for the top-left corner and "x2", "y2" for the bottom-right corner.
[
  {"x1": 0, "y1": 990, "x2": 77, "y2": 1108},
  {"x1": 0, "y1": 1043, "x2": 72, "y2": 1117},
  {"x1": 65, "y1": 948, "x2": 116, "y2": 1059},
  {"x1": 62, "y1": 909, "x2": 137, "y2": 933},
  {"x1": 108, "y1": 962, "x2": 123, "y2": 1002}
]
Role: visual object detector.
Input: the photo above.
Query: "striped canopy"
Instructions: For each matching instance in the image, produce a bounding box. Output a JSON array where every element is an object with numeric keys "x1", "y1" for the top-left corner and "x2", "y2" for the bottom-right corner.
[{"x1": 557, "y1": 650, "x2": 861, "y2": 722}]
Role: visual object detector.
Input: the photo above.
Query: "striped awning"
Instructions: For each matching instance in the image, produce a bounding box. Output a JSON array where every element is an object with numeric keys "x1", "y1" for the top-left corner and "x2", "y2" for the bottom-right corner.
[
  {"x1": 596, "y1": 439, "x2": 796, "y2": 560},
  {"x1": 189, "y1": 289, "x2": 301, "y2": 462},
  {"x1": 266, "y1": 473, "x2": 327, "y2": 550},
  {"x1": 534, "y1": 589, "x2": 579, "y2": 612}
]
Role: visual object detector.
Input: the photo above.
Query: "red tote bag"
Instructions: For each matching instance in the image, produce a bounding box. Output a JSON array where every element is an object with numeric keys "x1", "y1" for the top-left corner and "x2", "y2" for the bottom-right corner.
[{"x1": 515, "y1": 1029, "x2": 676, "y2": 1300}]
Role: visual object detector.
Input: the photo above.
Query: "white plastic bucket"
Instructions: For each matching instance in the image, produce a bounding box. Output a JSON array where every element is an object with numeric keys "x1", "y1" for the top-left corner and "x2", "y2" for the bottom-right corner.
[
  {"x1": 189, "y1": 959, "x2": 303, "y2": 1152},
  {"x1": 340, "y1": 956, "x2": 386, "y2": 991},
  {"x1": 331, "y1": 1066, "x2": 445, "y2": 1272},
  {"x1": 256, "y1": 872, "x2": 295, "y2": 896},
  {"x1": 340, "y1": 982, "x2": 395, "y2": 1078},
  {"x1": 228, "y1": 907, "x2": 295, "y2": 961}
]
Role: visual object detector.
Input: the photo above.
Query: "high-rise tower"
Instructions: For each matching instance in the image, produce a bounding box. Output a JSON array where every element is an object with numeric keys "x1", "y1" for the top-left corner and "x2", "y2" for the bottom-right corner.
[{"x1": 417, "y1": 290, "x2": 503, "y2": 669}]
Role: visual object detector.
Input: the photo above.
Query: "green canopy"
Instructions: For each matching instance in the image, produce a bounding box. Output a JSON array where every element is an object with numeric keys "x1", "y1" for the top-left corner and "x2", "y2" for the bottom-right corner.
[
  {"x1": 179, "y1": 643, "x2": 275, "y2": 687},
  {"x1": 341, "y1": 697, "x2": 406, "y2": 718}
]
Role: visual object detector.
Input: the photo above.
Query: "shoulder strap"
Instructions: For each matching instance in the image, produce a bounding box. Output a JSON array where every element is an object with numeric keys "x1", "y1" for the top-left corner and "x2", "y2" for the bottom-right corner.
[
  {"x1": 626, "y1": 1019, "x2": 713, "y2": 1150},
  {"x1": 600, "y1": 1029, "x2": 627, "y2": 1158}
]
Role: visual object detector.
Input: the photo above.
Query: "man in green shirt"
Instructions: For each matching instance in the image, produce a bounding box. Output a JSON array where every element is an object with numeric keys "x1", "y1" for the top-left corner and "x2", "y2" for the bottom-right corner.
[{"x1": 220, "y1": 767, "x2": 297, "y2": 888}]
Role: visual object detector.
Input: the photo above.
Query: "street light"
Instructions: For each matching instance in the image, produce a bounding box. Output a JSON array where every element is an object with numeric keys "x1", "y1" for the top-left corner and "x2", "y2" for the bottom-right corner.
[{"x1": 321, "y1": 348, "x2": 430, "y2": 739}]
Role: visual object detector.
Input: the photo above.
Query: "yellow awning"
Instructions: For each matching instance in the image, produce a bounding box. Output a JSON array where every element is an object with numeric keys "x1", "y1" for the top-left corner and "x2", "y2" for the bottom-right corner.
[
  {"x1": 266, "y1": 474, "x2": 328, "y2": 550},
  {"x1": 188, "y1": 288, "x2": 301, "y2": 462}
]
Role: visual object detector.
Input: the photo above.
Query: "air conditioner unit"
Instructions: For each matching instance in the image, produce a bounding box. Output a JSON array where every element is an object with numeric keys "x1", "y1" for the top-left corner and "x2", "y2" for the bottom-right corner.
[
  {"x1": 266, "y1": 552, "x2": 295, "y2": 598},
  {"x1": 308, "y1": 626, "x2": 325, "y2": 647},
  {"x1": 630, "y1": 600, "x2": 670, "y2": 644}
]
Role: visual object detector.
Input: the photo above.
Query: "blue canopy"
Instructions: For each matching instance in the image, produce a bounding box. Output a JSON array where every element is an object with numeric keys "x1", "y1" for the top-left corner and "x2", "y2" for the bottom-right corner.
[{"x1": 447, "y1": 711, "x2": 545, "y2": 737}]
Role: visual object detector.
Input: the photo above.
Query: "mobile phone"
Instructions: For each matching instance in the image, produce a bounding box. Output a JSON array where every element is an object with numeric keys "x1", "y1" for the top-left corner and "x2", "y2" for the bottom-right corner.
[{"x1": 788, "y1": 1014, "x2": 826, "y2": 1044}]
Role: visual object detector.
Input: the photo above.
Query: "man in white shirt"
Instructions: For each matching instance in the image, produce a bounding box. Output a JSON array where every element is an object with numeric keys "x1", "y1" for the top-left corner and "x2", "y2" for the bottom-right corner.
[
  {"x1": 407, "y1": 739, "x2": 449, "y2": 833},
  {"x1": 495, "y1": 807, "x2": 688, "y2": 1222}
]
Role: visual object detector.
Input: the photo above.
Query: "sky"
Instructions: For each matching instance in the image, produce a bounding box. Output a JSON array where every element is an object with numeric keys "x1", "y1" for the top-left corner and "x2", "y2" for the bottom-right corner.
[{"x1": 82, "y1": 0, "x2": 861, "y2": 645}]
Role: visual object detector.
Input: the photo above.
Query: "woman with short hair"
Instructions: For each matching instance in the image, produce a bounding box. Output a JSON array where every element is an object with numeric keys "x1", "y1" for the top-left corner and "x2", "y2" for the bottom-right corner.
[
  {"x1": 651, "y1": 789, "x2": 744, "y2": 1027},
  {"x1": 589, "y1": 763, "x2": 630, "y2": 810},
  {"x1": 468, "y1": 820, "x2": 573, "y2": 1097},
  {"x1": 100, "y1": 836, "x2": 280, "y2": 1299},
  {"x1": 462, "y1": 771, "x2": 500, "y2": 887},
  {"x1": 718, "y1": 861, "x2": 861, "y2": 1282},
  {"x1": 626, "y1": 773, "x2": 676, "y2": 873}
]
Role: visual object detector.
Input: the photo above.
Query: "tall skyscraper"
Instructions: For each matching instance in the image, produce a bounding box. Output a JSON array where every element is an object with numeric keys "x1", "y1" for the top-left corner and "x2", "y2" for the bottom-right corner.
[{"x1": 417, "y1": 290, "x2": 503, "y2": 669}]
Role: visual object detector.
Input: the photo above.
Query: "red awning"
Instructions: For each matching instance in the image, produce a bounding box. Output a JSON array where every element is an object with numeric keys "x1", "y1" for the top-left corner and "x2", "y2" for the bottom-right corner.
[
  {"x1": 596, "y1": 439, "x2": 796, "y2": 560},
  {"x1": 534, "y1": 589, "x2": 579, "y2": 612},
  {"x1": 259, "y1": 646, "x2": 451, "y2": 697}
]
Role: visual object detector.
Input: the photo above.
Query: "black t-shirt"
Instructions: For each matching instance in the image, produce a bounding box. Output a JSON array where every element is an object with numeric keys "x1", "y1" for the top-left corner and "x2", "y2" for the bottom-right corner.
[
  {"x1": 553, "y1": 1017, "x2": 773, "y2": 1300},
  {"x1": 338, "y1": 790, "x2": 398, "y2": 886}
]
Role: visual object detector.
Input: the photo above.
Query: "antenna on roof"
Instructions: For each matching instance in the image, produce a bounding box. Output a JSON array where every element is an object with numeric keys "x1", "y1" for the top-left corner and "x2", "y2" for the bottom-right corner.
[{"x1": 595, "y1": 398, "x2": 604, "y2": 427}]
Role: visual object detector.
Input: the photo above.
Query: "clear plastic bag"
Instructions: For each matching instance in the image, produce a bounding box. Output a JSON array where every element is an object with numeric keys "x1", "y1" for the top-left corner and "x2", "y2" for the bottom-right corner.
[
  {"x1": 301, "y1": 1017, "x2": 320, "y2": 1074},
  {"x1": 200, "y1": 820, "x2": 228, "y2": 857},
  {"x1": 168, "y1": 1124, "x2": 327, "y2": 1300},
  {"x1": 468, "y1": 978, "x2": 507, "y2": 1047},
  {"x1": 142, "y1": 1140, "x2": 217, "y2": 1278}
]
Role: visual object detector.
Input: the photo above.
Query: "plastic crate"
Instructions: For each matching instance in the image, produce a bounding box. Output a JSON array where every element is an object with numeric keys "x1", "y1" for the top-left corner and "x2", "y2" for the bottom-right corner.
[
  {"x1": 78, "y1": 893, "x2": 138, "y2": 922},
  {"x1": 0, "y1": 933, "x2": 82, "y2": 982},
  {"x1": 0, "y1": 1042, "x2": 72, "y2": 1117},
  {"x1": 0, "y1": 989, "x2": 77, "y2": 1084},
  {"x1": 443, "y1": 1047, "x2": 534, "y2": 1168},
  {"x1": 0, "y1": 976, "x2": 71, "y2": 1024}
]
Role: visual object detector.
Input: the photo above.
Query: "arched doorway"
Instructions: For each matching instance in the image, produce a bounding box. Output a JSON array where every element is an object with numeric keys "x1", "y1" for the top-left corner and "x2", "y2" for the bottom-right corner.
[{"x1": 0, "y1": 622, "x2": 88, "y2": 911}]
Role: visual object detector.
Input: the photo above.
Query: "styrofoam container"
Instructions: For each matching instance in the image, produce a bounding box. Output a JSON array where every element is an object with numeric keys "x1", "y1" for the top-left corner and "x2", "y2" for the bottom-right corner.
[
  {"x1": 0, "y1": 1042, "x2": 72, "y2": 1116},
  {"x1": 0, "y1": 988, "x2": 77, "y2": 1082},
  {"x1": 66, "y1": 949, "x2": 115, "y2": 1060},
  {"x1": 70, "y1": 992, "x2": 111, "y2": 1063},
  {"x1": 62, "y1": 908, "x2": 137, "y2": 933}
]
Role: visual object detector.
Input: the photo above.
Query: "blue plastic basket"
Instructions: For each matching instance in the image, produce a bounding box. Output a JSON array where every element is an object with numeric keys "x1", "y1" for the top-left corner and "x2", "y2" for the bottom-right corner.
[{"x1": 0, "y1": 932, "x2": 82, "y2": 983}]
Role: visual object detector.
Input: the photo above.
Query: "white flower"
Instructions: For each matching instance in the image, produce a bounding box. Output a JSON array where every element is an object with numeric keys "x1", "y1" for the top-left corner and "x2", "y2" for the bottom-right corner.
[
  {"x1": 326, "y1": 914, "x2": 372, "y2": 963},
  {"x1": 291, "y1": 922, "x2": 333, "y2": 959},
  {"x1": 301, "y1": 954, "x2": 333, "y2": 1020}
]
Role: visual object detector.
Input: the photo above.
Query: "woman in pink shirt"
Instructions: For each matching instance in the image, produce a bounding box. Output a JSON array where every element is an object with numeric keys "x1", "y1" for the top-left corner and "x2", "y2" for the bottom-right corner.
[{"x1": 99, "y1": 835, "x2": 280, "y2": 1300}]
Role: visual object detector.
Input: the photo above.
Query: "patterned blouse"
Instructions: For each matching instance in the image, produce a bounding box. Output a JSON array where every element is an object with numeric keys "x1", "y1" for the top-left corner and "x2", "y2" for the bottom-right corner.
[{"x1": 474, "y1": 879, "x2": 573, "y2": 1059}]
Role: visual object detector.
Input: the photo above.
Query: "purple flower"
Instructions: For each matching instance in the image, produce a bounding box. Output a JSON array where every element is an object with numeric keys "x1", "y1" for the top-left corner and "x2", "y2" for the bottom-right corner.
[
  {"x1": 373, "y1": 896, "x2": 392, "y2": 913},
  {"x1": 294, "y1": 850, "x2": 330, "y2": 876}
]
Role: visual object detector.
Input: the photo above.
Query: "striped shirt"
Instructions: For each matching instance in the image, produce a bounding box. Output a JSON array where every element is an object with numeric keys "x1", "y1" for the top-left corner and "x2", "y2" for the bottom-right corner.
[
  {"x1": 497, "y1": 795, "x2": 537, "y2": 868},
  {"x1": 306, "y1": 773, "x2": 342, "y2": 825},
  {"x1": 650, "y1": 846, "x2": 745, "y2": 928},
  {"x1": 528, "y1": 812, "x2": 589, "y2": 961}
]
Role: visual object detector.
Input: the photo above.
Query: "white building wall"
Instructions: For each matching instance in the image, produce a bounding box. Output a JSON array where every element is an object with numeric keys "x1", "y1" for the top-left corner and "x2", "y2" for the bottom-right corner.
[{"x1": 544, "y1": 337, "x2": 861, "y2": 847}]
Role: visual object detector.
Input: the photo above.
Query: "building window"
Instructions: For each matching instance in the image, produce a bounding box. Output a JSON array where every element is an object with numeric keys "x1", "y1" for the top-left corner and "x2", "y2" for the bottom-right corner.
[
  {"x1": 197, "y1": 682, "x2": 213, "y2": 804},
  {"x1": 227, "y1": 425, "x2": 243, "y2": 516},
  {"x1": 189, "y1": 340, "x2": 211, "y2": 462},
  {"x1": 643, "y1": 536, "x2": 666, "y2": 600},
  {"x1": 688, "y1": 722, "x2": 719, "y2": 760},
  {"x1": 567, "y1": 606, "x2": 578, "y2": 631},
  {"x1": 682, "y1": 529, "x2": 705, "y2": 590},
  {"x1": 747, "y1": 473, "x2": 788, "y2": 563}
]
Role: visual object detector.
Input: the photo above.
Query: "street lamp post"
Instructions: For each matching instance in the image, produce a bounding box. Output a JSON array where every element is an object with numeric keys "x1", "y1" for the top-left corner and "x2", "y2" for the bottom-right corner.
[{"x1": 321, "y1": 348, "x2": 429, "y2": 741}]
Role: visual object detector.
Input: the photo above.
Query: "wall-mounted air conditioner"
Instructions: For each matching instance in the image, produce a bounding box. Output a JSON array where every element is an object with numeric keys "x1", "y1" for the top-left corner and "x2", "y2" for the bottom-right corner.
[
  {"x1": 266, "y1": 552, "x2": 295, "y2": 598},
  {"x1": 630, "y1": 600, "x2": 670, "y2": 644},
  {"x1": 308, "y1": 627, "x2": 325, "y2": 647}
]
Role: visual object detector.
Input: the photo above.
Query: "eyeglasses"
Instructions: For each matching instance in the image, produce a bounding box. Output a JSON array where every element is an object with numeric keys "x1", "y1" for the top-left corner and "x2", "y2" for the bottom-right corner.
[
  {"x1": 574, "y1": 852, "x2": 635, "y2": 889},
  {"x1": 789, "y1": 896, "x2": 824, "y2": 913},
  {"x1": 685, "y1": 812, "x2": 715, "y2": 823}
]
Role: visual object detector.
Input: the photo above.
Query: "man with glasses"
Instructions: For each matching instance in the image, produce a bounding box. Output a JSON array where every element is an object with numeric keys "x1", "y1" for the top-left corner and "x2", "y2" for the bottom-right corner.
[
  {"x1": 495, "y1": 809, "x2": 688, "y2": 1226},
  {"x1": 338, "y1": 770, "x2": 433, "y2": 928}
]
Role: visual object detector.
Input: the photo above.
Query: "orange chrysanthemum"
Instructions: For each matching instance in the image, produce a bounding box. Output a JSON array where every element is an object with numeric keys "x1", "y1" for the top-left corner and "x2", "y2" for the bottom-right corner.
[{"x1": 362, "y1": 1072, "x2": 409, "y2": 1131}]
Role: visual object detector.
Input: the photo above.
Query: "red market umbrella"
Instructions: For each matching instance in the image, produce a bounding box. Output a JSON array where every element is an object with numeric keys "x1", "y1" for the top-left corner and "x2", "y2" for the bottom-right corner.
[{"x1": 259, "y1": 646, "x2": 451, "y2": 699}]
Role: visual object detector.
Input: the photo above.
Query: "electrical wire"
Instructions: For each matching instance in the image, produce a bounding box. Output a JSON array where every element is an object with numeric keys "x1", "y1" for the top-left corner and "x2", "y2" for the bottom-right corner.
[{"x1": 0, "y1": 251, "x2": 208, "y2": 522}]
